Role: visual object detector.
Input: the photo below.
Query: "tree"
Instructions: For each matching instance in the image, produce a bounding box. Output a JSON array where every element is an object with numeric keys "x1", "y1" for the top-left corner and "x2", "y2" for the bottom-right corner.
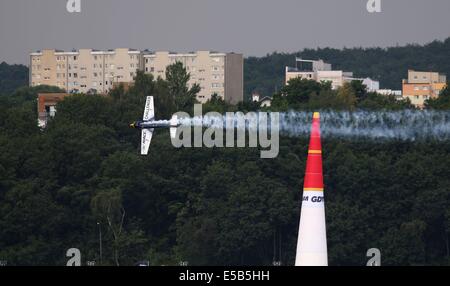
[
  {"x1": 350, "y1": 80, "x2": 368, "y2": 102},
  {"x1": 202, "y1": 94, "x2": 234, "y2": 114},
  {"x1": 336, "y1": 82, "x2": 357, "y2": 110},
  {"x1": 166, "y1": 62, "x2": 200, "y2": 113},
  {"x1": 0, "y1": 62, "x2": 28, "y2": 96},
  {"x1": 91, "y1": 189, "x2": 126, "y2": 266},
  {"x1": 425, "y1": 84, "x2": 450, "y2": 110},
  {"x1": 281, "y1": 78, "x2": 330, "y2": 107}
]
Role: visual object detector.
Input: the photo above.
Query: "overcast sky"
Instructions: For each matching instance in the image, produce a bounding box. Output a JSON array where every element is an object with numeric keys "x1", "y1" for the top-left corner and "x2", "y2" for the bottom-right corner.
[{"x1": 1, "y1": 0, "x2": 449, "y2": 65}]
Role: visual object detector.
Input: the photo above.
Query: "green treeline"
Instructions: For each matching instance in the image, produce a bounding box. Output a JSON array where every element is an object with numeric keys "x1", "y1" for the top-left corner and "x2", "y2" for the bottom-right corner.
[
  {"x1": 1, "y1": 61, "x2": 450, "y2": 266},
  {"x1": 0, "y1": 62, "x2": 28, "y2": 96},
  {"x1": 245, "y1": 37, "x2": 450, "y2": 97},
  {"x1": 2, "y1": 38, "x2": 450, "y2": 101}
]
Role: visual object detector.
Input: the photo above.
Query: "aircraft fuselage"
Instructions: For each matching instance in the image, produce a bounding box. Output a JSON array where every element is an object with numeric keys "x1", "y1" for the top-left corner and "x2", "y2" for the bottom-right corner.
[{"x1": 130, "y1": 120, "x2": 180, "y2": 129}]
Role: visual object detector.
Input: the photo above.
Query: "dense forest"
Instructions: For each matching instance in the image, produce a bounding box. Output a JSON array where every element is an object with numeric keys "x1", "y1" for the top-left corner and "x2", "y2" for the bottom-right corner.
[
  {"x1": 0, "y1": 62, "x2": 28, "y2": 96},
  {"x1": 1, "y1": 59, "x2": 450, "y2": 266}
]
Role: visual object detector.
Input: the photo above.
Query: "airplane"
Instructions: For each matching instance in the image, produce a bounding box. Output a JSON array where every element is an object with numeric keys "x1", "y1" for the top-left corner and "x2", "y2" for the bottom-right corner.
[{"x1": 130, "y1": 96, "x2": 180, "y2": 155}]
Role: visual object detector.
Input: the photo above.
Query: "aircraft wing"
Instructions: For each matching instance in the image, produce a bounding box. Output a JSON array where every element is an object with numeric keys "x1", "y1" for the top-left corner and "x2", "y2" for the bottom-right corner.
[
  {"x1": 143, "y1": 96, "x2": 155, "y2": 121},
  {"x1": 141, "y1": 128, "x2": 154, "y2": 155}
]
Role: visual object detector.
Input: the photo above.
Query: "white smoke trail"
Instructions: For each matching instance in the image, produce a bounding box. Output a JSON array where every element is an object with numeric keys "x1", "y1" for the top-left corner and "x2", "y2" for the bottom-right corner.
[
  {"x1": 175, "y1": 110, "x2": 450, "y2": 141},
  {"x1": 279, "y1": 110, "x2": 450, "y2": 141}
]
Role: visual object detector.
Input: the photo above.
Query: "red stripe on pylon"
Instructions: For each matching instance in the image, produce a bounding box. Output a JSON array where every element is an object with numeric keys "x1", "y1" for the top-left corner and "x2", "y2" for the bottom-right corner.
[{"x1": 303, "y1": 112, "x2": 324, "y2": 190}]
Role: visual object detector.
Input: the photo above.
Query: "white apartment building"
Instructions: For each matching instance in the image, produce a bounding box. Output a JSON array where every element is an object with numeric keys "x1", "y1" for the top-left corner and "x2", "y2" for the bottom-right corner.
[
  {"x1": 30, "y1": 49, "x2": 141, "y2": 94},
  {"x1": 142, "y1": 51, "x2": 243, "y2": 104},
  {"x1": 30, "y1": 49, "x2": 243, "y2": 104}
]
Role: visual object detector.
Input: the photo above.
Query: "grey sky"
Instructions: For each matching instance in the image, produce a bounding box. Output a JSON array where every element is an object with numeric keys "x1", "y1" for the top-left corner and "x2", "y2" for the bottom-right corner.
[{"x1": 1, "y1": 0, "x2": 449, "y2": 65}]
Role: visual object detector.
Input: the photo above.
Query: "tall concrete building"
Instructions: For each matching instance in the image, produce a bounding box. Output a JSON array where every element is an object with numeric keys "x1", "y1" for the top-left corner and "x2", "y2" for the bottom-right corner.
[
  {"x1": 30, "y1": 49, "x2": 243, "y2": 104},
  {"x1": 30, "y1": 49, "x2": 141, "y2": 94},
  {"x1": 142, "y1": 51, "x2": 243, "y2": 104},
  {"x1": 402, "y1": 70, "x2": 447, "y2": 108}
]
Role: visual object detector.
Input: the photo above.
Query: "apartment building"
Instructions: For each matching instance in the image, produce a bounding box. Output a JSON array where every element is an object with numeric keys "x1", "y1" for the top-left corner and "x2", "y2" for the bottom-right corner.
[
  {"x1": 30, "y1": 49, "x2": 141, "y2": 94},
  {"x1": 402, "y1": 70, "x2": 447, "y2": 108},
  {"x1": 142, "y1": 51, "x2": 243, "y2": 104},
  {"x1": 285, "y1": 58, "x2": 379, "y2": 91},
  {"x1": 30, "y1": 49, "x2": 244, "y2": 104}
]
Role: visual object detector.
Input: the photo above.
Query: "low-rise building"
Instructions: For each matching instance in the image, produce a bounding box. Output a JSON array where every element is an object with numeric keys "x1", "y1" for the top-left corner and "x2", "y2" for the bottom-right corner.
[
  {"x1": 402, "y1": 70, "x2": 447, "y2": 108},
  {"x1": 37, "y1": 93, "x2": 71, "y2": 128},
  {"x1": 285, "y1": 58, "x2": 379, "y2": 91},
  {"x1": 259, "y1": 96, "x2": 272, "y2": 107}
]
